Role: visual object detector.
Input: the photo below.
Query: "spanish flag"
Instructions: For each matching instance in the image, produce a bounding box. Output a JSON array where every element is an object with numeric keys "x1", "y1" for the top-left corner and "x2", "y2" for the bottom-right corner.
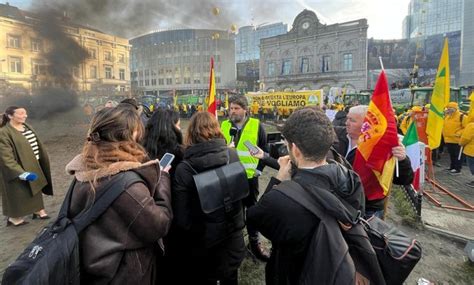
[
  {"x1": 426, "y1": 38, "x2": 450, "y2": 150},
  {"x1": 353, "y1": 71, "x2": 399, "y2": 200},
  {"x1": 207, "y1": 57, "x2": 217, "y2": 117}
]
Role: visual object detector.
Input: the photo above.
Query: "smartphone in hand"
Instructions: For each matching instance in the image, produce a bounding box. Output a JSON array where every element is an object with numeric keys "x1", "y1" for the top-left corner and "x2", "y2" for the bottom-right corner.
[
  {"x1": 243, "y1": 140, "x2": 259, "y2": 155},
  {"x1": 159, "y1": 153, "x2": 175, "y2": 170}
]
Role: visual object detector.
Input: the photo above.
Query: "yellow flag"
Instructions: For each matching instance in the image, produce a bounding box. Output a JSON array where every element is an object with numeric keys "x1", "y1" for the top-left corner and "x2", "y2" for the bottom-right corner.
[{"x1": 426, "y1": 38, "x2": 450, "y2": 150}]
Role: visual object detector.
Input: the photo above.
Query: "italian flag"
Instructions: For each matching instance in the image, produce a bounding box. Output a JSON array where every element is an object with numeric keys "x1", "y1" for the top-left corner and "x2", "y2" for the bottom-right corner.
[{"x1": 402, "y1": 122, "x2": 421, "y2": 190}]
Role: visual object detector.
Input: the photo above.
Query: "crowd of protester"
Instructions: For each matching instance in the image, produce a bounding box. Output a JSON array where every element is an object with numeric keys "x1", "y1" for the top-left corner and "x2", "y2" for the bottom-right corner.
[{"x1": 1, "y1": 94, "x2": 472, "y2": 284}]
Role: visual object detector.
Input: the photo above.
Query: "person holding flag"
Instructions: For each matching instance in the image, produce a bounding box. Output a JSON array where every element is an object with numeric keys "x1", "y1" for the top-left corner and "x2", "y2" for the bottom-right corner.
[
  {"x1": 221, "y1": 95, "x2": 269, "y2": 261},
  {"x1": 334, "y1": 71, "x2": 413, "y2": 218},
  {"x1": 442, "y1": 102, "x2": 467, "y2": 175}
]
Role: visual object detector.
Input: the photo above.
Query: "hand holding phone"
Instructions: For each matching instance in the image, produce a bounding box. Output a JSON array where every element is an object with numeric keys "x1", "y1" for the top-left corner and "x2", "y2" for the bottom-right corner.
[
  {"x1": 243, "y1": 140, "x2": 261, "y2": 157},
  {"x1": 159, "y1": 153, "x2": 175, "y2": 170}
]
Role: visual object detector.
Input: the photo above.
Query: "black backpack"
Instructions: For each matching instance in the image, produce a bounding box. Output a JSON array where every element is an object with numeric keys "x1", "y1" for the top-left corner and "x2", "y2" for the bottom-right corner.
[
  {"x1": 275, "y1": 180, "x2": 421, "y2": 285},
  {"x1": 274, "y1": 180, "x2": 386, "y2": 285},
  {"x1": 2, "y1": 171, "x2": 143, "y2": 285}
]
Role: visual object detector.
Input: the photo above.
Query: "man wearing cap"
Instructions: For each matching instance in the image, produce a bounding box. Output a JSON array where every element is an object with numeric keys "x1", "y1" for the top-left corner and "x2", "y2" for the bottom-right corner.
[
  {"x1": 221, "y1": 95, "x2": 269, "y2": 261},
  {"x1": 443, "y1": 102, "x2": 467, "y2": 175}
]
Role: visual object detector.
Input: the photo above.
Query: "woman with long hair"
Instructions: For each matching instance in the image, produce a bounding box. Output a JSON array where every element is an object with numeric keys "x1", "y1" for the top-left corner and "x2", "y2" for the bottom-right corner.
[
  {"x1": 65, "y1": 107, "x2": 172, "y2": 284},
  {"x1": 143, "y1": 108, "x2": 184, "y2": 174},
  {"x1": 168, "y1": 112, "x2": 246, "y2": 285},
  {"x1": 0, "y1": 106, "x2": 53, "y2": 226}
]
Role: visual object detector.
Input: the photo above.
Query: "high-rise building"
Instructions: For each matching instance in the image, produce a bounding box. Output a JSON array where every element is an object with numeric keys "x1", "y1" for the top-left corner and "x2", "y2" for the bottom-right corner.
[
  {"x1": 0, "y1": 3, "x2": 130, "y2": 96},
  {"x1": 403, "y1": 0, "x2": 463, "y2": 39},
  {"x1": 235, "y1": 23, "x2": 287, "y2": 63},
  {"x1": 460, "y1": 0, "x2": 474, "y2": 86},
  {"x1": 130, "y1": 29, "x2": 235, "y2": 96},
  {"x1": 235, "y1": 23, "x2": 287, "y2": 92}
]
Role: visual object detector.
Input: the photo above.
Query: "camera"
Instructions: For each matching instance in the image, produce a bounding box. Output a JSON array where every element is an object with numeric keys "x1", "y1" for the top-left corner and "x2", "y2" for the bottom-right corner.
[{"x1": 266, "y1": 132, "x2": 288, "y2": 159}]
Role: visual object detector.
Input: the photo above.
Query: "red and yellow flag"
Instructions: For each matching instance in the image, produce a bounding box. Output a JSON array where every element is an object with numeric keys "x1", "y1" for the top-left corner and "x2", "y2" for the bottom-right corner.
[
  {"x1": 207, "y1": 57, "x2": 217, "y2": 117},
  {"x1": 353, "y1": 71, "x2": 399, "y2": 200}
]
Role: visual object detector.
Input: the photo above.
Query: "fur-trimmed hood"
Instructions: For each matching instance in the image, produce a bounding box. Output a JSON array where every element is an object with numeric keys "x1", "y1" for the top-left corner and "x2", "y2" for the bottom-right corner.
[{"x1": 66, "y1": 154, "x2": 161, "y2": 186}]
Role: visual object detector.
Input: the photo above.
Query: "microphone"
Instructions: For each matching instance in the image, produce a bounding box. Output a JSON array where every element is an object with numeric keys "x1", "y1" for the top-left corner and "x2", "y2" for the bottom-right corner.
[{"x1": 229, "y1": 127, "x2": 238, "y2": 145}]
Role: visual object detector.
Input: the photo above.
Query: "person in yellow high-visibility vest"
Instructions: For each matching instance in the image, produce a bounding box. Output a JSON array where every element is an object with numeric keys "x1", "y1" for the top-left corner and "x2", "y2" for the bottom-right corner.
[{"x1": 221, "y1": 95, "x2": 270, "y2": 262}]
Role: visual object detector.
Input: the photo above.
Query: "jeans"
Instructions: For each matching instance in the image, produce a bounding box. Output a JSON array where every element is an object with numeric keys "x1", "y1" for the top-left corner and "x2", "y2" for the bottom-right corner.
[{"x1": 364, "y1": 209, "x2": 384, "y2": 220}]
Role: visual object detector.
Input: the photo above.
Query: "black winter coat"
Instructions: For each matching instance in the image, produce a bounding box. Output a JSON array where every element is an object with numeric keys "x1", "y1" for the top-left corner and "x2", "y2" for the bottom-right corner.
[
  {"x1": 166, "y1": 139, "x2": 246, "y2": 284},
  {"x1": 247, "y1": 162, "x2": 365, "y2": 285}
]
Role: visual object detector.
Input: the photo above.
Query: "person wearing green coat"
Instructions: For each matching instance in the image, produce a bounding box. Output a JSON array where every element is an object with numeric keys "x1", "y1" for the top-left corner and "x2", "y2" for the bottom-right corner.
[{"x1": 0, "y1": 106, "x2": 53, "y2": 226}]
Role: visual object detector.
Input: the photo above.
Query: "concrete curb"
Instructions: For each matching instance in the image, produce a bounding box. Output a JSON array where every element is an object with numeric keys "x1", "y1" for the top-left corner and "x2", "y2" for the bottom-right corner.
[{"x1": 424, "y1": 222, "x2": 473, "y2": 244}]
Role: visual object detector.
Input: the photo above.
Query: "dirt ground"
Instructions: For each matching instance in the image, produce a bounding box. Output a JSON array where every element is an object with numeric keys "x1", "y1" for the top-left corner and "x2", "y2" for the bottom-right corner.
[{"x1": 1, "y1": 108, "x2": 473, "y2": 284}]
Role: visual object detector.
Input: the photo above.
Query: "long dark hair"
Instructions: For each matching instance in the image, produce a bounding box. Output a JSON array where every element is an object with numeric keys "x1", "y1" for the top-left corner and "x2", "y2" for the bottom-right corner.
[
  {"x1": 143, "y1": 108, "x2": 183, "y2": 160},
  {"x1": 1, "y1": 106, "x2": 21, "y2": 127}
]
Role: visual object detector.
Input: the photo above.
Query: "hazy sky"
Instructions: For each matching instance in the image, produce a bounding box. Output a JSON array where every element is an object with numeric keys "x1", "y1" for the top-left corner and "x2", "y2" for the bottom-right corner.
[{"x1": 6, "y1": 0, "x2": 411, "y2": 39}]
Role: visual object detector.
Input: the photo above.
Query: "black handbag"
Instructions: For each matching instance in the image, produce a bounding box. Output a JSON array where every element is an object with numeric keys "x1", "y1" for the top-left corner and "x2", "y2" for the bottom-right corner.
[
  {"x1": 362, "y1": 215, "x2": 422, "y2": 285},
  {"x1": 182, "y1": 151, "x2": 249, "y2": 214}
]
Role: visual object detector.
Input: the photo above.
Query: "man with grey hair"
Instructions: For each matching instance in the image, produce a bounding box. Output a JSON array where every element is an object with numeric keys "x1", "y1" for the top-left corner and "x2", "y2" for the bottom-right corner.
[{"x1": 334, "y1": 105, "x2": 413, "y2": 218}]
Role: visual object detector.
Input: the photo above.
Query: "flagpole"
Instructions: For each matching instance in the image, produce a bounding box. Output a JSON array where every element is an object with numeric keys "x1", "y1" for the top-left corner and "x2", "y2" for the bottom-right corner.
[
  {"x1": 458, "y1": 146, "x2": 463, "y2": 160},
  {"x1": 378, "y1": 56, "x2": 385, "y2": 71}
]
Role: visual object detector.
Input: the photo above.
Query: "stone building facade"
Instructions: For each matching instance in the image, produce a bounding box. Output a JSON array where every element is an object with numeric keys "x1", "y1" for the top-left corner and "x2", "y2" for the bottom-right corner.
[
  {"x1": 259, "y1": 10, "x2": 368, "y2": 92},
  {"x1": 0, "y1": 3, "x2": 130, "y2": 96}
]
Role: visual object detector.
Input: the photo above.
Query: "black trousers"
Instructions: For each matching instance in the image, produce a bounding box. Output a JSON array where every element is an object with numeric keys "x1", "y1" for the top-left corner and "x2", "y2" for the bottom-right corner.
[
  {"x1": 446, "y1": 143, "x2": 463, "y2": 171},
  {"x1": 243, "y1": 177, "x2": 259, "y2": 238}
]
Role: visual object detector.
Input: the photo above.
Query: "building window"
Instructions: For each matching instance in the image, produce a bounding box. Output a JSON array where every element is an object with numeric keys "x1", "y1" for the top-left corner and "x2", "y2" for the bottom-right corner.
[
  {"x1": 282, "y1": 59, "x2": 292, "y2": 75},
  {"x1": 151, "y1": 79, "x2": 157, "y2": 85},
  {"x1": 194, "y1": 77, "x2": 201, "y2": 84},
  {"x1": 88, "y1": 48, "x2": 97, "y2": 59},
  {"x1": 301, "y1": 58, "x2": 310, "y2": 73},
  {"x1": 119, "y1": 69, "x2": 125, "y2": 80},
  {"x1": 343, "y1": 53, "x2": 353, "y2": 71},
  {"x1": 104, "y1": 51, "x2": 112, "y2": 61},
  {"x1": 267, "y1": 62, "x2": 275, "y2": 76},
  {"x1": 90, "y1": 66, "x2": 97, "y2": 78},
  {"x1": 321, "y1": 56, "x2": 330, "y2": 72},
  {"x1": 166, "y1": 78, "x2": 173, "y2": 85},
  {"x1": 118, "y1": 53, "x2": 125, "y2": 63},
  {"x1": 9, "y1": 57, "x2": 22, "y2": 73},
  {"x1": 32, "y1": 60, "x2": 44, "y2": 75},
  {"x1": 8, "y1": 35, "x2": 21, "y2": 48},
  {"x1": 72, "y1": 67, "x2": 80, "y2": 78},
  {"x1": 105, "y1": 66, "x2": 112, "y2": 79},
  {"x1": 184, "y1": 77, "x2": 191, "y2": 84},
  {"x1": 158, "y1": 79, "x2": 164, "y2": 85},
  {"x1": 31, "y1": 39, "x2": 42, "y2": 52},
  {"x1": 145, "y1": 79, "x2": 150, "y2": 86}
]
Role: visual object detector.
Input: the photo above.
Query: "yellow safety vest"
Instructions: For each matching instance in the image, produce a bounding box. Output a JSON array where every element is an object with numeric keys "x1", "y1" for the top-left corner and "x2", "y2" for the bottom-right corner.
[{"x1": 221, "y1": 118, "x2": 260, "y2": 178}]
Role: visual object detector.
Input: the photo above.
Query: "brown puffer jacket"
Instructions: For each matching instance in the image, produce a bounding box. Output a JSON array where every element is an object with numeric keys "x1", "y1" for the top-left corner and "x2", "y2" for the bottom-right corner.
[{"x1": 66, "y1": 155, "x2": 172, "y2": 285}]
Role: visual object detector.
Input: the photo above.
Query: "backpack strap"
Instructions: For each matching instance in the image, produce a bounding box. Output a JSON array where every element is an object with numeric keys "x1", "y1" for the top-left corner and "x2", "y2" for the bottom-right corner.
[
  {"x1": 273, "y1": 180, "x2": 328, "y2": 220},
  {"x1": 60, "y1": 171, "x2": 144, "y2": 233},
  {"x1": 274, "y1": 180, "x2": 360, "y2": 225}
]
